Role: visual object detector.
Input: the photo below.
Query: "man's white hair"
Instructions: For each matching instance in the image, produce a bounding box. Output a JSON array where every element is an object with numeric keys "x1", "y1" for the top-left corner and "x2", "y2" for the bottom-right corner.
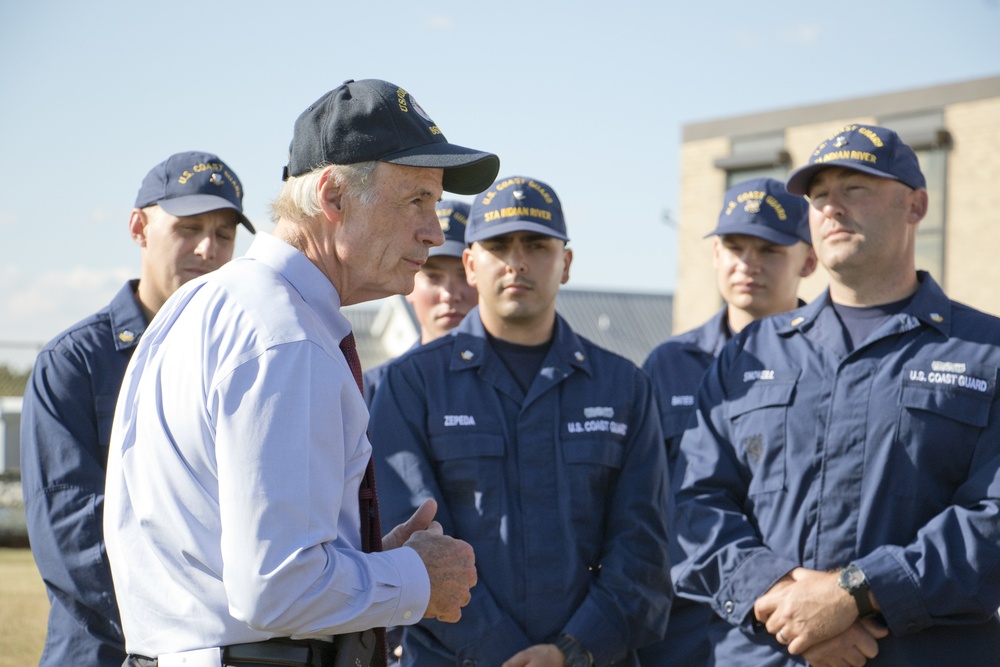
[{"x1": 270, "y1": 161, "x2": 379, "y2": 223}]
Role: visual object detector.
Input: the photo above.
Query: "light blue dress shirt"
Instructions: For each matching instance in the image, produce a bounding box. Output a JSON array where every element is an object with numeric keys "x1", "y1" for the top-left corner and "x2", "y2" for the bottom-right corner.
[{"x1": 104, "y1": 232, "x2": 429, "y2": 658}]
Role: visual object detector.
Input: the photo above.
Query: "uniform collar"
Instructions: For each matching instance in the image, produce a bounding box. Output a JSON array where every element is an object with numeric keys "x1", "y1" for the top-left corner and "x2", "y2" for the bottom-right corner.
[
  {"x1": 665, "y1": 306, "x2": 731, "y2": 359},
  {"x1": 775, "y1": 271, "x2": 951, "y2": 338},
  {"x1": 705, "y1": 306, "x2": 733, "y2": 356},
  {"x1": 108, "y1": 279, "x2": 148, "y2": 351},
  {"x1": 448, "y1": 306, "x2": 593, "y2": 378}
]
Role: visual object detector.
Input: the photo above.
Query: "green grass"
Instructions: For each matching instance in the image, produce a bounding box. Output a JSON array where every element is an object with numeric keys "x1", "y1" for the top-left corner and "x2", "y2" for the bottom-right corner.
[{"x1": 0, "y1": 548, "x2": 48, "y2": 666}]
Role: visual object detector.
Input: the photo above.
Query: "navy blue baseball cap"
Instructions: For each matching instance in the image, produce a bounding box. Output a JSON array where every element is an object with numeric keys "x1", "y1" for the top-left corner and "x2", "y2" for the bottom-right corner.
[
  {"x1": 432, "y1": 200, "x2": 470, "y2": 258},
  {"x1": 786, "y1": 124, "x2": 926, "y2": 196},
  {"x1": 707, "y1": 178, "x2": 810, "y2": 246},
  {"x1": 466, "y1": 176, "x2": 568, "y2": 244},
  {"x1": 283, "y1": 79, "x2": 500, "y2": 195},
  {"x1": 134, "y1": 151, "x2": 254, "y2": 233}
]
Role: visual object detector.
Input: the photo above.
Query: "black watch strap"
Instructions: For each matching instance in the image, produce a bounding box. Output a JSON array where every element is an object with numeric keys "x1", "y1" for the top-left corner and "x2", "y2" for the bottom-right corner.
[
  {"x1": 840, "y1": 564, "x2": 876, "y2": 618},
  {"x1": 554, "y1": 633, "x2": 594, "y2": 667},
  {"x1": 852, "y1": 584, "x2": 876, "y2": 618}
]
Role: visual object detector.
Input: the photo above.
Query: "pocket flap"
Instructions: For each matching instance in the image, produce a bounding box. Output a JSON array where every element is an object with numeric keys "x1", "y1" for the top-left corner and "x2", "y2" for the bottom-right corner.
[{"x1": 430, "y1": 433, "x2": 505, "y2": 461}]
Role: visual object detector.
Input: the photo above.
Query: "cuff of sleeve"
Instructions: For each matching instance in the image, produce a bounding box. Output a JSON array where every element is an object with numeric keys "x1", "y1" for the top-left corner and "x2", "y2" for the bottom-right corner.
[
  {"x1": 383, "y1": 546, "x2": 431, "y2": 627},
  {"x1": 563, "y1": 595, "x2": 628, "y2": 666},
  {"x1": 716, "y1": 550, "x2": 798, "y2": 631},
  {"x1": 453, "y1": 616, "x2": 531, "y2": 665},
  {"x1": 855, "y1": 547, "x2": 931, "y2": 635}
]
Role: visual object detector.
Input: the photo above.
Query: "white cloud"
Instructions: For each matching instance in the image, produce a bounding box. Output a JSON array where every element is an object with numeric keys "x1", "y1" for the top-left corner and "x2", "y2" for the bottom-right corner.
[
  {"x1": 424, "y1": 15, "x2": 457, "y2": 31},
  {"x1": 732, "y1": 22, "x2": 821, "y2": 50},
  {"x1": 2, "y1": 265, "x2": 132, "y2": 344},
  {"x1": 89, "y1": 206, "x2": 115, "y2": 224},
  {"x1": 788, "y1": 23, "x2": 821, "y2": 45}
]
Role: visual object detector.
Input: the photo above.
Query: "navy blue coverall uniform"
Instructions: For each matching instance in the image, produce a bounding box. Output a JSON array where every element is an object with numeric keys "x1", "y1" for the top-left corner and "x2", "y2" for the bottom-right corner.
[
  {"x1": 370, "y1": 308, "x2": 672, "y2": 666},
  {"x1": 638, "y1": 306, "x2": 730, "y2": 666},
  {"x1": 21, "y1": 280, "x2": 146, "y2": 666},
  {"x1": 673, "y1": 273, "x2": 1000, "y2": 665}
]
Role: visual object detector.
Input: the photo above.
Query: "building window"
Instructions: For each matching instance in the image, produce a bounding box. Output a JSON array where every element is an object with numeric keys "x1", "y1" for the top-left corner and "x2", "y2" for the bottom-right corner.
[{"x1": 714, "y1": 132, "x2": 791, "y2": 187}]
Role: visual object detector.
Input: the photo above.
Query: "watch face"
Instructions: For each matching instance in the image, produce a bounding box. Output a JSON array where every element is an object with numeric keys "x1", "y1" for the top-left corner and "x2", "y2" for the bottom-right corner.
[{"x1": 841, "y1": 565, "x2": 865, "y2": 590}]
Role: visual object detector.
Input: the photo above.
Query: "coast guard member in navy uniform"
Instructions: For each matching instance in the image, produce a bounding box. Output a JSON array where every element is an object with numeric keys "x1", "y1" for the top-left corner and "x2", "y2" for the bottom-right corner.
[
  {"x1": 370, "y1": 175, "x2": 671, "y2": 667},
  {"x1": 639, "y1": 177, "x2": 815, "y2": 666},
  {"x1": 20, "y1": 151, "x2": 253, "y2": 667},
  {"x1": 672, "y1": 125, "x2": 1000, "y2": 666}
]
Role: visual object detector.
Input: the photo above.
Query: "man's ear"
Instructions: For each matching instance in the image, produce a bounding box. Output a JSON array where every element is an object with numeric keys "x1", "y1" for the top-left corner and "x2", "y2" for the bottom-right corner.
[
  {"x1": 318, "y1": 167, "x2": 346, "y2": 223},
  {"x1": 129, "y1": 208, "x2": 148, "y2": 247},
  {"x1": 462, "y1": 246, "x2": 477, "y2": 288},
  {"x1": 908, "y1": 188, "x2": 929, "y2": 226},
  {"x1": 799, "y1": 245, "x2": 818, "y2": 278},
  {"x1": 561, "y1": 247, "x2": 573, "y2": 285}
]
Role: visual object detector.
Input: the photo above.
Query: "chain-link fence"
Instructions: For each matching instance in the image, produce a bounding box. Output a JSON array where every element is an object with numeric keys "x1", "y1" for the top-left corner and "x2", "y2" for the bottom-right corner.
[
  {"x1": 0, "y1": 343, "x2": 40, "y2": 397},
  {"x1": 0, "y1": 368, "x2": 30, "y2": 397}
]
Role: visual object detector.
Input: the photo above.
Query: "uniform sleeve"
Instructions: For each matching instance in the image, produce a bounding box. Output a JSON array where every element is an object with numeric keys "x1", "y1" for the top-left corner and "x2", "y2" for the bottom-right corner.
[
  {"x1": 20, "y1": 347, "x2": 125, "y2": 649},
  {"x1": 642, "y1": 345, "x2": 703, "y2": 493},
  {"x1": 670, "y1": 345, "x2": 798, "y2": 631},
  {"x1": 561, "y1": 369, "x2": 674, "y2": 665},
  {"x1": 855, "y1": 418, "x2": 1000, "y2": 635},
  {"x1": 369, "y1": 361, "x2": 533, "y2": 664}
]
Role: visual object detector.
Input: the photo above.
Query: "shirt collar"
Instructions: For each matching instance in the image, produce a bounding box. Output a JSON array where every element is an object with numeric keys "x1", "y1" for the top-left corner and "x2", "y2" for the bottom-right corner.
[
  {"x1": 449, "y1": 306, "x2": 593, "y2": 378},
  {"x1": 776, "y1": 271, "x2": 951, "y2": 338},
  {"x1": 243, "y1": 232, "x2": 351, "y2": 341},
  {"x1": 704, "y1": 306, "x2": 733, "y2": 356}
]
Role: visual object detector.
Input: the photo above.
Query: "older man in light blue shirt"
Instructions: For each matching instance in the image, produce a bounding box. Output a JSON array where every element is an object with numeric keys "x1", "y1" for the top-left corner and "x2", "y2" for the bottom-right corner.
[{"x1": 104, "y1": 79, "x2": 500, "y2": 667}]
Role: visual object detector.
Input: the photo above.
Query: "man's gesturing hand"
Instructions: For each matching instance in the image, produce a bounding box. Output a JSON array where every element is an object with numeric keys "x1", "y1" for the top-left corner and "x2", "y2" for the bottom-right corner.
[{"x1": 391, "y1": 498, "x2": 477, "y2": 623}]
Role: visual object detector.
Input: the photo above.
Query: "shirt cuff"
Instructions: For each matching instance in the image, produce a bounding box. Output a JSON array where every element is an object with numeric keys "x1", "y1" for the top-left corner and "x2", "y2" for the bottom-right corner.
[
  {"x1": 382, "y1": 546, "x2": 430, "y2": 627},
  {"x1": 563, "y1": 595, "x2": 628, "y2": 666},
  {"x1": 715, "y1": 549, "x2": 798, "y2": 630},
  {"x1": 855, "y1": 547, "x2": 931, "y2": 635}
]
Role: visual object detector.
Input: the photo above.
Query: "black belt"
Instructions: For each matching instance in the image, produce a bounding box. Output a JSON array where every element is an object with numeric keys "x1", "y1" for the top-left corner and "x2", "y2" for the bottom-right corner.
[{"x1": 126, "y1": 631, "x2": 375, "y2": 667}]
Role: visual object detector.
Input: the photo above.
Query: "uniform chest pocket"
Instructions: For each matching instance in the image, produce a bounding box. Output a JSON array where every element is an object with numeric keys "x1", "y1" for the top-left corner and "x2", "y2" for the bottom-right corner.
[
  {"x1": 896, "y1": 364, "x2": 996, "y2": 495},
  {"x1": 428, "y1": 433, "x2": 506, "y2": 541},
  {"x1": 725, "y1": 380, "x2": 796, "y2": 494},
  {"x1": 661, "y1": 405, "x2": 696, "y2": 442}
]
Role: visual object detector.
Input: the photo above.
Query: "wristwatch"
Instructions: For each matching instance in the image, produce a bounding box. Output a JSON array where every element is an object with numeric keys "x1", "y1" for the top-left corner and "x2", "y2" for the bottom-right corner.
[
  {"x1": 554, "y1": 634, "x2": 594, "y2": 667},
  {"x1": 838, "y1": 564, "x2": 876, "y2": 618}
]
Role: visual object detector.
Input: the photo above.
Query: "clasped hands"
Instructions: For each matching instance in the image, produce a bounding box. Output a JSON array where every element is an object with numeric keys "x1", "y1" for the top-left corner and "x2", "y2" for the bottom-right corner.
[{"x1": 753, "y1": 568, "x2": 888, "y2": 667}]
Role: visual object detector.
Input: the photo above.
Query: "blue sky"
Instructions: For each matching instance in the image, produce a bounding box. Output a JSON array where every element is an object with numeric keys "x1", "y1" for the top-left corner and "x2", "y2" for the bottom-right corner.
[{"x1": 1, "y1": 0, "x2": 998, "y2": 369}]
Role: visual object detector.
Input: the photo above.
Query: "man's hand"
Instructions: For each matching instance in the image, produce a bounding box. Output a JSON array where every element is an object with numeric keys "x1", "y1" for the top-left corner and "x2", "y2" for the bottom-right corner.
[
  {"x1": 501, "y1": 644, "x2": 564, "y2": 667},
  {"x1": 398, "y1": 501, "x2": 476, "y2": 623},
  {"x1": 801, "y1": 618, "x2": 889, "y2": 667},
  {"x1": 754, "y1": 567, "x2": 858, "y2": 654},
  {"x1": 382, "y1": 498, "x2": 438, "y2": 551}
]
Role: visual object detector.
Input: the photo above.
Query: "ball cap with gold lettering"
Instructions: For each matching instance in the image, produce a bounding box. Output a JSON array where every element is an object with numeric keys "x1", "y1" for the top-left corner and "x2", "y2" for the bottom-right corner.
[
  {"x1": 466, "y1": 176, "x2": 568, "y2": 244},
  {"x1": 706, "y1": 178, "x2": 810, "y2": 246},
  {"x1": 134, "y1": 151, "x2": 254, "y2": 233},
  {"x1": 432, "y1": 200, "x2": 471, "y2": 258},
  {"x1": 283, "y1": 79, "x2": 500, "y2": 195},
  {"x1": 786, "y1": 124, "x2": 926, "y2": 196}
]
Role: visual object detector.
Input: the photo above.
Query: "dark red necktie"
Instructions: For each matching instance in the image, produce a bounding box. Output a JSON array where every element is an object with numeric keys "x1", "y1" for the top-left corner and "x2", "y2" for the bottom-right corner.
[{"x1": 339, "y1": 331, "x2": 387, "y2": 667}]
